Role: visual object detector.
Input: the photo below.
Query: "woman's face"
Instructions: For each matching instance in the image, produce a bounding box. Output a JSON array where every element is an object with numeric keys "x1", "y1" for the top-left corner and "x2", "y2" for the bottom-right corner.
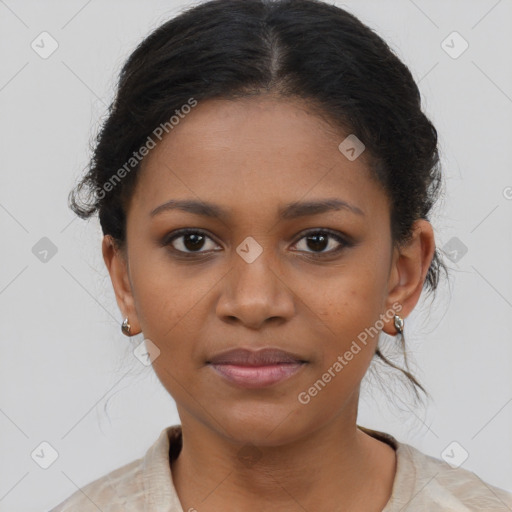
[{"x1": 104, "y1": 96, "x2": 434, "y2": 445}]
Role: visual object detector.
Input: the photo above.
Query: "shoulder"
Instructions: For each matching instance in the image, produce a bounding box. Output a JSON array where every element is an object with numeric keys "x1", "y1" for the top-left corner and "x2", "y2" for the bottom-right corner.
[
  {"x1": 48, "y1": 457, "x2": 145, "y2": 512},
  {"x1": 393, "y1": 441, "x2": 512, "y2": 511},
  {"x1": 48, "y1": 425, "x2": 182, "y2": 512}
]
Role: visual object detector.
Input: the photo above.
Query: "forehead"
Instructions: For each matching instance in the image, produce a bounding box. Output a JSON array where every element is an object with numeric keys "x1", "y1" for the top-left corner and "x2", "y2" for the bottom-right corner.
[{"x1": 129, "y1": 96, "x2": 388, "y2": 221}]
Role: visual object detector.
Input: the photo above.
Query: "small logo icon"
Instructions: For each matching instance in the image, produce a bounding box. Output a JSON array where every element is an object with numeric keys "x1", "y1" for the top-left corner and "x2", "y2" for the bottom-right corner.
[
  {"x1": 236, "y1": 236, "x2": 263, "y2": 263},
  {"x1": 338, "y1": 134, "x2": 365, "y2": 161},
  {"x1": 441, "y1": 441, "x2": 469, "y2": 468},
  {"x1": 237, "y1": 443, "x2": 263, "y2": 467},
  {"x1": 32, "y1": 237, "x2": 58, "y2": 263},
  {"x1": 503, "y1": 186, "x2": 512, "y2": 200},
  {"x1": 441, "y1": 31, "x2": 469, "y2": 59},
  {"x1": 134, "y1": 338, "x2": 160, "y2": 366},
  {"x1": 31, "y1": 441, "x2": 59, "y2": 469},
  {"x1": 31, "y1": 31, "x2": 59, "y2": 59},
  {"x1": 442, "y1": 236, "x2": 468, "y2": 263}
]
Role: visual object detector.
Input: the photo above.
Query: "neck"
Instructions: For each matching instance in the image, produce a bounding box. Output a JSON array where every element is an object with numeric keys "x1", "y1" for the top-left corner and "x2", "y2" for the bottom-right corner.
[{"x1": 170, "y1": 403, "x2": 396, "y2": 511}]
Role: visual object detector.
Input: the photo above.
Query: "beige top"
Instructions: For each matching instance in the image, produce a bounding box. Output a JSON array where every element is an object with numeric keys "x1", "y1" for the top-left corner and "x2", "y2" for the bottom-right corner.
[{"x1": 49, "y1": 424, "x2": 512, "y2": 511}]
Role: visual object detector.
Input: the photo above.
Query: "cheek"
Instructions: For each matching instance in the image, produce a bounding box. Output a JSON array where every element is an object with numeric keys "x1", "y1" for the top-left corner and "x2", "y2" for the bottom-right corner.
[
  {"x1": 131, "y1": 262, "x2": 206, "y2": 399},
  {"x1": 128, "y1": 253, "x2": 224, "y2": 369},
  {"x1": 292, "y1": 263, "x2": 388, "y2": 375},
  {"x1": 128, "y1": 263, "x2": 191, "y2": 358},
  {"x1": 291, "y1": 257, "x2": 387, "y2": 325},
  {"x1": 128, "y1": 242, "x2": 204, "y2": 323}
]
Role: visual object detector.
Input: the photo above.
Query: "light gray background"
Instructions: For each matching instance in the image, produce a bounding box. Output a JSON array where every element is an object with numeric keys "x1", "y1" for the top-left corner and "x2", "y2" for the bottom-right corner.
[{"x1": 1, "y1": 1, "x2": 511, "y2": 510}]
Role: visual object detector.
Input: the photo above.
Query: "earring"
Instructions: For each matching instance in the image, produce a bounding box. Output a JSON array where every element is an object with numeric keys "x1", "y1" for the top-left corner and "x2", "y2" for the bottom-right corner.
[
  {"x1": 121, "y1": 317, "x2": 131, "y2": 336},
  {"x1": 393, "y1": 314, "x2": 404, "y2": 335}
]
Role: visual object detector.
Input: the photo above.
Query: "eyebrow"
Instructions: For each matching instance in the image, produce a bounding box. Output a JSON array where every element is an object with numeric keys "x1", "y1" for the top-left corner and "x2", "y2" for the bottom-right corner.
[{"x1": 149, "y1": 198, "x2": 365, "y2": 220}]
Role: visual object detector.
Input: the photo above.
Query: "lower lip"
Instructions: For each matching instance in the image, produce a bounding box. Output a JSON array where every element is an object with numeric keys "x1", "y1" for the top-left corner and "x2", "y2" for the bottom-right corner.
[{"x1": 208, "y1": 362, "x2": 305, "y2": 388}]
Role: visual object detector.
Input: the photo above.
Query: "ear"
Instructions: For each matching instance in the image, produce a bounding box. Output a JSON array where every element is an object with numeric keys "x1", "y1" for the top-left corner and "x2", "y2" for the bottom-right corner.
[
  {"x1": 382, "y1": 219, "x2": 436, "y2": 335},
  {"x1": 102, "y1": 235, "x2": 142, "y2": 336}
]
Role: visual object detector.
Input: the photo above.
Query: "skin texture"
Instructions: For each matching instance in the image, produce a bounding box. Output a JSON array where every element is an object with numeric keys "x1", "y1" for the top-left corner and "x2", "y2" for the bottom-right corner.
[{"x1": 102, "y1": 95, "x2": 436, "y2": 511}]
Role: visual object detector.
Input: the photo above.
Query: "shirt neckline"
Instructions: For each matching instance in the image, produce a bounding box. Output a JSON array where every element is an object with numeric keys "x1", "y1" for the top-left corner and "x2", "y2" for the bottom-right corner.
[{"x1": 144, "y1": 424, "x2": 414, "y2": 512}]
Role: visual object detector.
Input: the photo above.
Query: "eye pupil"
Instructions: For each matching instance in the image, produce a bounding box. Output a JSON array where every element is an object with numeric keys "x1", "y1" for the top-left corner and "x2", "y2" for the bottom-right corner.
[
  {"x1": 307, "y1": 233, "x2": 328, "y2": 252},
  {"x1": 184, "y1": 233, "x2": 205, "y2": 251}
]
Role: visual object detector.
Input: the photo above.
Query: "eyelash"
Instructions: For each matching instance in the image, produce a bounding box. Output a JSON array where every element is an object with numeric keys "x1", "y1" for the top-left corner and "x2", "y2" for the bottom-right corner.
[{"x1": 162, "y1": 228, "x2": 353, "y2": 259}]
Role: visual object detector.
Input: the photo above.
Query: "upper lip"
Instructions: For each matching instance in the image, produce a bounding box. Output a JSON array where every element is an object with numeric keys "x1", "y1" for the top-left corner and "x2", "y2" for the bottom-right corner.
[{"x1": 207, "y1": 348, "x2": 307, "y2": 366}]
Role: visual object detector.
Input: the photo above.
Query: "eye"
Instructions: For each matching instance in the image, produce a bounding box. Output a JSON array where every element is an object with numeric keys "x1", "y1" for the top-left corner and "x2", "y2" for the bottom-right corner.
[
  {"x1": 291, "y1": 229, "x2": 351, "y2": 256},
  {"x1": 162, "y1": 228, "x2": 353, "y2": 258},
  {"x1": 164, "y1": 229, "x2": 221, "y2": 254}
]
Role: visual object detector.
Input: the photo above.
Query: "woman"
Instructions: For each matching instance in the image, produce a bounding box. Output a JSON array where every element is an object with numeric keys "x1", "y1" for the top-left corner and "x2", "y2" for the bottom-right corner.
[{"x1": 50, "y1": 0, "x2": 512, "y2": 510}]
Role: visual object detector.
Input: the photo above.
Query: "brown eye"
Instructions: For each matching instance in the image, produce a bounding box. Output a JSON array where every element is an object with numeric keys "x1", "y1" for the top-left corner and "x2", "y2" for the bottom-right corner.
[
  {"x1": 304, "y1": 233, "x2": 330, "y2": 252},
  {"x1": 165, "y1": 229, "x2": 220, "y2": 254},
  {"x1": 292, "y1": 229, "x2": 350, "y2": 256}
]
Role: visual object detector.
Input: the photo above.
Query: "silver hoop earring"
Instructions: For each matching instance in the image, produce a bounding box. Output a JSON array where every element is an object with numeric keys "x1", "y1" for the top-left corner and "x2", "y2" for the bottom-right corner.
[{"x1": 393, "y1": 314, "x2": 404, "y2": 335}]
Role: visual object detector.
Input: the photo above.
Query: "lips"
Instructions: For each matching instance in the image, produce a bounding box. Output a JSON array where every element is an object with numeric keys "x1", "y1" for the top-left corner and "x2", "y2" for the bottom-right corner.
[
  {"x1": 207, "y1": 348, "x2": 307, "y2": 388},
  {"x1": 207, "y1": 348, "x2": 306, "y2": 366}
]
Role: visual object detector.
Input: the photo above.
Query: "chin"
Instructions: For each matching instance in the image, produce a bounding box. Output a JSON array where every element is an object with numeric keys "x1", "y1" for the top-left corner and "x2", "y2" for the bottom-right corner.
[{"x1": 217, "y1": 404, "x2": 311, "y2": 448}]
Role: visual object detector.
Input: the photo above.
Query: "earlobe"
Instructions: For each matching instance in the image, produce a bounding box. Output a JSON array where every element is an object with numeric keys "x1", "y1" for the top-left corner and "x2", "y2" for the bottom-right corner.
[
  {"x1": 382, "y1": 219, "x2": 436, "y2": 335},
  {"x1": 101, "y1": 235, "x2": 142, "y2": 336}
]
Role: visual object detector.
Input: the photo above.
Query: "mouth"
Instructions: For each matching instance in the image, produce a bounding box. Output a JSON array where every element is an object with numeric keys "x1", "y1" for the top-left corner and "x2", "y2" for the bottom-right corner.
[{"x1": 206, "y1": 348, "x2": 307, "y2": 389}]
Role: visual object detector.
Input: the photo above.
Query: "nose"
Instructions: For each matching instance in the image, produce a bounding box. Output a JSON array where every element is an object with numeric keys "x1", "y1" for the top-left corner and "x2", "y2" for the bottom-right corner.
[{"x1": 215, "y1": 246, "x2": 296, "y2": 330}]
